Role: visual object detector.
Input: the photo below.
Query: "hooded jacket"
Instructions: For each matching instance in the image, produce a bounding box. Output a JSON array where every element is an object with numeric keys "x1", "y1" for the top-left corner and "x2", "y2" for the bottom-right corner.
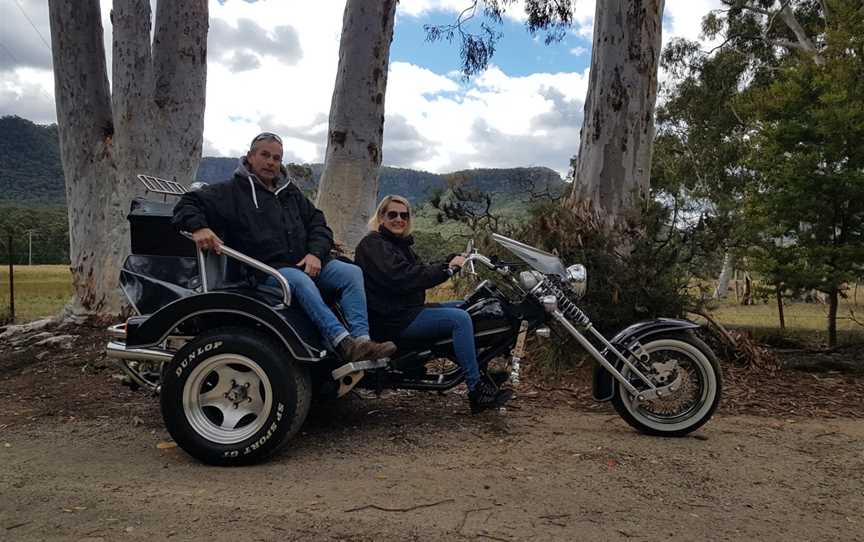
[
  {"x1": 172, "y1": 159, "x2": 334, "y2": 270},
  {"x1": 354, "y1": 226, "x2": 452, "y2": 341}
]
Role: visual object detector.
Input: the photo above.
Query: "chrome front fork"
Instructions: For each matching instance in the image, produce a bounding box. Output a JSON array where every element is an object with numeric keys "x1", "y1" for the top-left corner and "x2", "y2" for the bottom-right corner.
[{"x1": 549, "y1": 310, "x2": 673, "y2": 402}]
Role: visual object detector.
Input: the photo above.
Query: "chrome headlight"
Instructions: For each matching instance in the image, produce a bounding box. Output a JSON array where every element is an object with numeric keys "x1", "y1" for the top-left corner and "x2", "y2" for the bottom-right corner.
[
  {"x1": 518, "y1": 270, "x2": 545, "y2": 292},
  {"x1": 565, "y1": 264, "x2": 587, "y2": 298}
]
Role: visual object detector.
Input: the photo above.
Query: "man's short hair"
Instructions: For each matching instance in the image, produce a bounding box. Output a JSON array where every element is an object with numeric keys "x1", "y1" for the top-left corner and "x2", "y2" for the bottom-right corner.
[{"x1": 249, "y1": 132, "x2": 283, "y2": 151}]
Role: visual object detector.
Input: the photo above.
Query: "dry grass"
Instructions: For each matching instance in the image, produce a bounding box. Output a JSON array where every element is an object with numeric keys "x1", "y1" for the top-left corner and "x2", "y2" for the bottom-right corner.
[{"x1": 0, "y1": 265, "x2": 71, "y2": 323}]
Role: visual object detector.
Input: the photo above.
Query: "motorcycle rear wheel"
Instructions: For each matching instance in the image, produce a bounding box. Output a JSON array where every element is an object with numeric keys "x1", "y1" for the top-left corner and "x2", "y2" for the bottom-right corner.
[
  {"x1": 160, "y1": 327, "x2": 311, "y2": 465},
  {"x1": 612, "y1": 333, "x2": 721, "y2": 437}
]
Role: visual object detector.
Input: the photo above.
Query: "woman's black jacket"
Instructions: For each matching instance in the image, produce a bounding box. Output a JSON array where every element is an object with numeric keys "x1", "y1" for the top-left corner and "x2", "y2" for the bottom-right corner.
[
  {"x1": 354, "y1": 227, "x2": 451, "y2": 342},
  {"x1": 172, "y1": 168, "x2": 333, "y2": 271}
]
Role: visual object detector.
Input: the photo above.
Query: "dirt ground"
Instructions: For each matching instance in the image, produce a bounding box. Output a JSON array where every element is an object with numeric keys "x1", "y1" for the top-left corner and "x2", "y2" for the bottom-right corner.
[{"x1": 1, "y1": 324, "x2": 863, "y2": 541}]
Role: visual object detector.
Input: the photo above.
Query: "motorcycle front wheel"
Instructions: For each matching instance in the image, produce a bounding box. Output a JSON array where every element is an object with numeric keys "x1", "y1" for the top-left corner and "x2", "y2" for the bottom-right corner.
[{"x1": 611, "y1": 333, "x2": 721, "y2": 437}]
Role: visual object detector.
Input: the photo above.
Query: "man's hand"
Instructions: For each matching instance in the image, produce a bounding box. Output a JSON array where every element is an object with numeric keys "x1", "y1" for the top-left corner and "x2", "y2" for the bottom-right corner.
[
  {"x1": 298, "y1": 253, "x2": 322, "y2": 278},
  {"x1": 191, "y1": 228, "x2": 223, "y2": 254}
]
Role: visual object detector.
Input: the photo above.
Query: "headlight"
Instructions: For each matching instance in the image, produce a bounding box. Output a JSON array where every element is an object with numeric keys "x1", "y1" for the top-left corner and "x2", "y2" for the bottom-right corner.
[
  {"x1": 518, "y1": 270, "x2": 545, "y2": 292},
  {"x1": 565, "y1": 264, "x2": 587, "y2": 298}
]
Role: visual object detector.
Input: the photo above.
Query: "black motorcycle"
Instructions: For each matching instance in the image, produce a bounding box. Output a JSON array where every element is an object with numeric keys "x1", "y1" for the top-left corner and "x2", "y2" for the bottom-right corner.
[{"x1": 107, "y1": 176, "x2": 721, "y2": 466}]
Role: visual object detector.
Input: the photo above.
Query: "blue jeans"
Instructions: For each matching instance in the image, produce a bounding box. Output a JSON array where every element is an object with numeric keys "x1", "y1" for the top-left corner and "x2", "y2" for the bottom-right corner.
[
  {"x1": 267, "y1": 260, "x2": 369, "y2": 347},
  {"x1": 400, "y1": 300, "x2": 481, "y2": 390}
]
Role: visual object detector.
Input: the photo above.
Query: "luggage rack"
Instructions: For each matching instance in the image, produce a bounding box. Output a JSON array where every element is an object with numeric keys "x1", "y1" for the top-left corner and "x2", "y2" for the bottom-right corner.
[{"x1": 136, "y1": 174, "x2": 189, "y2": 201}]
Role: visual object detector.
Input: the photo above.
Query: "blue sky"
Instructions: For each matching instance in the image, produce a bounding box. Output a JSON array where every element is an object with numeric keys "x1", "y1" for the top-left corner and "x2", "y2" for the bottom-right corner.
[{"x1": 391, "y1": 10, "x2": 592, "y2": 77}]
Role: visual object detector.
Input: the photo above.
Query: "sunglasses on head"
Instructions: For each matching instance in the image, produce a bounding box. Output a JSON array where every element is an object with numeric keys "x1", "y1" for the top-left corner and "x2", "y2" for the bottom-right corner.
[
  {"x1": 250, "y1": 132, "x2": 283, "y2": 146},
  {"x1": 385, "y1": 210, "x2": 410, "y2": 220}
]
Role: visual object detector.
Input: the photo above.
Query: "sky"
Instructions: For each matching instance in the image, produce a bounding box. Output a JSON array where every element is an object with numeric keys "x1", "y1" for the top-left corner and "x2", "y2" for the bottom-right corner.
[{"x1": 0, "y1": 0, "x2": 722, "y2": 176}]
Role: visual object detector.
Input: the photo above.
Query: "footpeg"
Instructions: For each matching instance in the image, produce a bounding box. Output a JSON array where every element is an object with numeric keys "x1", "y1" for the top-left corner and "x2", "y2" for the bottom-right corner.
[
  {"x1": 331, "y1": 359, "x2": 389, "y2": 398},
  {"x1": 331, "y1": 358, "x2": 389, "y2": 381}
]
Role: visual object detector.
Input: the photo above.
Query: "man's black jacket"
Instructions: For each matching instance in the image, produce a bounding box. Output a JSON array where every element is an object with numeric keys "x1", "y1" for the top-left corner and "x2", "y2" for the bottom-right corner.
[
  {"x1": 354, "y1": 227, "x2": 451, "y2": 341},
  {"x1": 172, "y1": 166, "x2": 334, "y2": 270}
]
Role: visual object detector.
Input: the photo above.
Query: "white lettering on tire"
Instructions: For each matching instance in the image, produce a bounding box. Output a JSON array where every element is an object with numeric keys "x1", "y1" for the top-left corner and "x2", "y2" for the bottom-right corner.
[
  {"x1": 240, "y1": 403, "x2": 287, "y2": 456},
  {"x1": 174, "y1": 340, "x2": 224, "y2": 377}
]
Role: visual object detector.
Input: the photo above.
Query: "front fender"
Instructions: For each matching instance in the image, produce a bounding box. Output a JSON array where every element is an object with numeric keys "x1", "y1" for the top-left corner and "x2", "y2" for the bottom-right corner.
[
  {"x1": 593, "y1": 318, "x2": 701, "y2": 401},
  {"x1": 125, "y1": 291, "x2": 324, "y2": 362}
]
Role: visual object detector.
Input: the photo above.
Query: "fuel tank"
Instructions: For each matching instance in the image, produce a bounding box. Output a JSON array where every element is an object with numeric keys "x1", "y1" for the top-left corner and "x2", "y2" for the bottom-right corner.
[{"x1": 464, "y1": 296, "x2": 518, "y2": 349}]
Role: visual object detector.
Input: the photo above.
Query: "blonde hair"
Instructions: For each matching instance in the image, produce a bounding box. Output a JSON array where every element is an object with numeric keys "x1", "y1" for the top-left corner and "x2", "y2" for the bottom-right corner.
[{"x1": 369, "y1": 194, "x2": 413, "y2": 235}]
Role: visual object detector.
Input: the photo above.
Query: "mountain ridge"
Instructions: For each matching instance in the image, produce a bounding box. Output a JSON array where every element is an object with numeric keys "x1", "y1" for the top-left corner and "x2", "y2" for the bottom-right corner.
[{"x1": 1, "y1": 116, "x2": 565, "y2": 206}]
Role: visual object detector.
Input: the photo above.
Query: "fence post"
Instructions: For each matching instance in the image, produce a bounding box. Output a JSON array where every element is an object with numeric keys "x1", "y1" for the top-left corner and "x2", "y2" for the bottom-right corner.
[{"x1": 7, "y1": 233, "x2": 14, "y2": 322}]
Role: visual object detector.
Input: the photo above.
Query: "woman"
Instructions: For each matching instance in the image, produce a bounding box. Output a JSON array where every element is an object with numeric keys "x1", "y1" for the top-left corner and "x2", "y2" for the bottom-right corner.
[{"x1": 354, "y1": 195, "x2": 511, "y2": 414}]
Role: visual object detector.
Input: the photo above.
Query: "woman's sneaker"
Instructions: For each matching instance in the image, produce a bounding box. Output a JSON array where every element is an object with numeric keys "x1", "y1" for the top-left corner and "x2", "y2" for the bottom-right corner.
[{"x1": 468, "y1": 377, "x2": 513, "y2": 414}]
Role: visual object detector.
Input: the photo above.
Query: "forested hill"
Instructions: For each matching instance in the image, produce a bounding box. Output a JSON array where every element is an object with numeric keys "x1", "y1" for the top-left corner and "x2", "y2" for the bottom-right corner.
[
  {"x1": 1, "y1": 116, "x2": 564, "y2": 206},
  {"x1": 198, "y1": 159, "x2": 564, "y2": 203},
  {"x1": 0, "y1": 116, "x2": 65, "y2": 206}
]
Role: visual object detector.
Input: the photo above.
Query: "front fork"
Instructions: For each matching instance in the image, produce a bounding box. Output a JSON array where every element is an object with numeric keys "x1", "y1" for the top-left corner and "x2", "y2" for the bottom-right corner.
[
  {"x1": 508, "y1": 320, "x2": 529, "y2": 385},
  {"x1": 549, "y1": 311, "x2": 680, "y2": 402}
]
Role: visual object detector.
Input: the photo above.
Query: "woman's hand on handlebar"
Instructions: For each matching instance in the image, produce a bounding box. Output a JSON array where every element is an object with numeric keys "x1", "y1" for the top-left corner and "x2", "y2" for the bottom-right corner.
[{"x1": 448, "y1": 255, "x2": 466, "y2": 268}]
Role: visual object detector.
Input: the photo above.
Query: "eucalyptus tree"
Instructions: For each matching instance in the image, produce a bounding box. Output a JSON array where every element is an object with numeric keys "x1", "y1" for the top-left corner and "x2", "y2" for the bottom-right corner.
[
  {"x1": 47, "y1": 0, "x2": 207, "y2": 319},
  {"x1": 316, "y1": 0, "x2": 397, "y2": 252}
]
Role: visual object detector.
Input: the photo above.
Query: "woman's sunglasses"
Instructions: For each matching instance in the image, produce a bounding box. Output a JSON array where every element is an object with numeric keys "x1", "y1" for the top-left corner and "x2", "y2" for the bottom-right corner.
[{"x1": 385, "y1": 211, "x2": 410, "y2": 220}]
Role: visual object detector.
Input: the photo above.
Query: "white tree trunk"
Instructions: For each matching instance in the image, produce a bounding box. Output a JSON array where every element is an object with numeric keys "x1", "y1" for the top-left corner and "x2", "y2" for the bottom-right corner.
[
  {"x1": 567, "y1": 0, "x2": 664, "y2": 221},
  {"x1": 316, "y1": 0, "x2": 397, "y2": 252},
  {"x1": 48, "y1": 0, "x2": 207, "y2": 320},
  {"x1": 713, "y1": 251, "x2": 735, "y2": 299}
]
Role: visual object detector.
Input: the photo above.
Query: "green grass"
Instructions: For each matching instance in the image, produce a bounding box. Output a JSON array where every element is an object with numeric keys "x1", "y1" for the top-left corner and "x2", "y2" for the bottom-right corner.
[
  {"x1": 0, "y1": 265, "x2": 71, "y2": 323},
  {"x1": 703, "y1": 289, "x2": 864, "y2": 347}
]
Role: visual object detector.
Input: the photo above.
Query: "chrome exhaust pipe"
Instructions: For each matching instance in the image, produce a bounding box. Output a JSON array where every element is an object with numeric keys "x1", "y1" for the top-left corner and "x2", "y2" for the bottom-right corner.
[
  {"x1": 106, "y1": 341, "x2": 172, "y2": 393},
  {"x1": 106, "y1": 341, "x2": 173, "y2": 363}
]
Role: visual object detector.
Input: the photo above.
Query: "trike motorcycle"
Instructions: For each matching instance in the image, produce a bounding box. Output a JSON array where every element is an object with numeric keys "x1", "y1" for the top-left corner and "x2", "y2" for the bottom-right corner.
[{"x1": 107, "y1": 176, "x2": 721, "y2": 466}]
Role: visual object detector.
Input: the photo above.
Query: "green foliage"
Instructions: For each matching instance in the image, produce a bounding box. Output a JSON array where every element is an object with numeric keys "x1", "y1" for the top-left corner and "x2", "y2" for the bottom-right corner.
[
  {"x1": 509, "y1": 198, "x2": 712, "y2": 335},
  {"x1": 0, "y1": 205, "x2": 69, "y2": 265},
  {"x1": 741, "y1": 0, "x2": 864, "y2": 294},
  {"x1": 656, "y1": 0, "x2": 864, "y2": 348}
]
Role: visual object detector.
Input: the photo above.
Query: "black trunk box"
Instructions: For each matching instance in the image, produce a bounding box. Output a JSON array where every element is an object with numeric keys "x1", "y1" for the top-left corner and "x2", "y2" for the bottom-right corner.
[{"x1": 128, "y1": 197, "x2": 195, "y2": 257}]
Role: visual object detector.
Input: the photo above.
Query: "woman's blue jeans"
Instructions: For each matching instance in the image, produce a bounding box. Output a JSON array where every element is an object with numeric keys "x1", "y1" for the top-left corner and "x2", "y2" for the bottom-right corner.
[
  {"x1": 267, "y1": 259, "x2": 369, "y2": 347},
  {"x1": 400, "y1": 300, "x2": 482, "y2": 390}
]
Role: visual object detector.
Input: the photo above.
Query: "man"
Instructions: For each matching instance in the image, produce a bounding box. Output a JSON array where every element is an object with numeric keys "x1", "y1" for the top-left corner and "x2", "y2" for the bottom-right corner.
[{"x1": 172, "y1": 132, "x2": 396, "y2": 363}]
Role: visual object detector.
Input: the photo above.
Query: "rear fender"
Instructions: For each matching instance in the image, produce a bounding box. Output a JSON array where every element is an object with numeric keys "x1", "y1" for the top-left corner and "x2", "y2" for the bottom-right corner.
[
  {"x1": 593, "y1": 318, "x2": 700, "y2": 401},
  {"x1": 125, "y1": 292, "x2": 324, "y2": 362}
]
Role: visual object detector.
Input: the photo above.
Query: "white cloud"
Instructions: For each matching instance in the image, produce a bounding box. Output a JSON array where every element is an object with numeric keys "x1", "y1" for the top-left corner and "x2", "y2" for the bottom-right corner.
[
  {"x1": 3, "y1": 0, "x2": 723, "y2": 177},
  {"x1": 0, "y1": 68, "x2": 55, "y2": 123}
]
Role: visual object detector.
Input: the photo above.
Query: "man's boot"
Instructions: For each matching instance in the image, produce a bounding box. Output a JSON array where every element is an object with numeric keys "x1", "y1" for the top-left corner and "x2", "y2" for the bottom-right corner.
[{"x1": 337, "y1": 336, "x2": 397, "y2": 362}]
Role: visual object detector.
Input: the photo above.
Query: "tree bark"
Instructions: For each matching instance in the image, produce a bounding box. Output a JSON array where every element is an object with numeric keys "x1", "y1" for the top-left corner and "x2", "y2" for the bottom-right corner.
[
  {"x1": 713, "y1": 251, "x2": 736, "y2": 299},
  {"x1": 316, "y1": 0, "x2": 397, "y2": 252},
  {"x1": 49, "y1": 0, "x2": 121, "y2": 317},
  {"x1": 776, "y1": 288, "x2": 785, "y2": 331},
  {"x1": 566, "y1": 0, "x2": 664, "y2": 221},
  {"x1": 827, "y1": 287, "x2": 838, "y2": 348},
  {"x1": 48, "y1": 0, "x2": 207, "y2": 320}
]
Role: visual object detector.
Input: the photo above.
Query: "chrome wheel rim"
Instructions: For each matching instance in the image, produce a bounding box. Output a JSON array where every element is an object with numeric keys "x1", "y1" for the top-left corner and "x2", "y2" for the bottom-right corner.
[{"x1": 182, "y1": 354, "x2": 273, "y2": 445}]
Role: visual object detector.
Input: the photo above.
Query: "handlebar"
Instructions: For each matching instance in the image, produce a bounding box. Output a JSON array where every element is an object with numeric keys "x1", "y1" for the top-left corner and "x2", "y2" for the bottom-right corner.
[{"x1": 463, "y1": 252, "x2": 512, "y2": 276}]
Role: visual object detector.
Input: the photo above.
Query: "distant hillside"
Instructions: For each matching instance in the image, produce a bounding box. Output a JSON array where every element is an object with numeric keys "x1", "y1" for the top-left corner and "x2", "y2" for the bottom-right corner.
[
  {"x1": 0, "y1": 116, "x2": 65, "y2": 206},
  {"x1": 0, "y1": 116, "x2": 565, "y2": 206},
  {"x1": 198, "y1": 160, "x2": 562, "y2": 204}
]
